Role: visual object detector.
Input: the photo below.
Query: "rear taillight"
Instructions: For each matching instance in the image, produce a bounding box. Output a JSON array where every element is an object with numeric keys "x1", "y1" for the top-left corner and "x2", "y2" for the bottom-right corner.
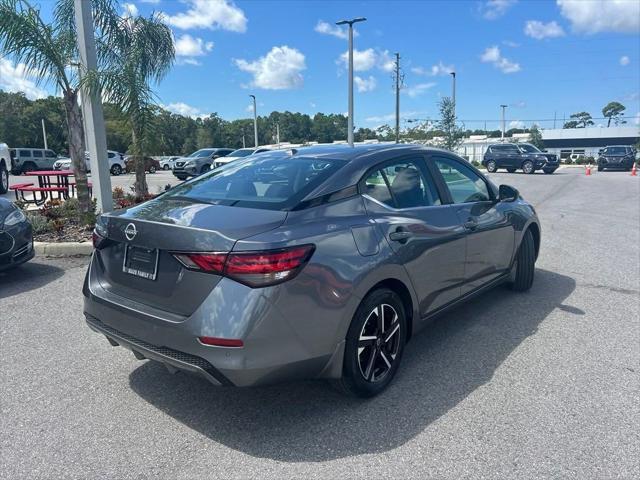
[{"x1": 172, "y1": 245, "x2": 315, "y2": 288}]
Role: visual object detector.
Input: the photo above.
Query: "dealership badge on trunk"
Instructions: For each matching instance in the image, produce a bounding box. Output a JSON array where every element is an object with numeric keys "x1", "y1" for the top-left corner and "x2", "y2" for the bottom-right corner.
[{"x1": 124, "y1": 223, "x2": 137, "y2": 241}]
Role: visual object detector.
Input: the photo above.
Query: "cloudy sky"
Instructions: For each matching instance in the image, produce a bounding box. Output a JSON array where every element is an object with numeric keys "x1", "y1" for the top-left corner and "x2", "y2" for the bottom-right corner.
[{"x1": 1, "y1": 0, "x2": 639, "y2": 130}]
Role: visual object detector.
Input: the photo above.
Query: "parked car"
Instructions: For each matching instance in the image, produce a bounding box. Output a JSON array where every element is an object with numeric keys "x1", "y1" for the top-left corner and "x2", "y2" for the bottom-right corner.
[
  {"x1": 53, "y1": 150, "x2": 126, "y2": 176},
  {"x1": 213, "y1": 147, "x2": 271, "y2": 168},
  {"x1": 9, "y1": 148, "x2": 59, "y2": 174},
  {"x1": 597, "y1": 145, "x2": 636, "y2": 171},
  {"x1": 483, "y1": 143, "x2": 559, "y2": 174},
  {"x1": 124, "y1": 156, "x2": 160, "y2": 174},
  {"x1": 0, "y1": 198, "x2": 34, "y2": 271},
  {"x1": 159, "y1": 156, "x2": 179, "y2": 171},
  {"x1": 0, "y1": 143, "x2": 10, "y2": 195},
  {"x1": 85, "y1": 144, "x2": 540, "y2": 397},
  {"x1": 172, "y1": 148, "x2": 234, "y2": 180}
]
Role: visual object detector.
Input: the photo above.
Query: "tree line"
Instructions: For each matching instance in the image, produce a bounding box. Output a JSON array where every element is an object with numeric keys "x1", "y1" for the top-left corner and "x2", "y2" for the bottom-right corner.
[{"x1": 563, "y1": 102, "x2": 628, "y2": 129}]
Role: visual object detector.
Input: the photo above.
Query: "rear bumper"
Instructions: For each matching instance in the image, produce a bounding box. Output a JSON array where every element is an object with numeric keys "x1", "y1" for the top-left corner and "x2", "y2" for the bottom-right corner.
[{"x1": 598, "y1": 158, "x2": 634, "y2": 169}]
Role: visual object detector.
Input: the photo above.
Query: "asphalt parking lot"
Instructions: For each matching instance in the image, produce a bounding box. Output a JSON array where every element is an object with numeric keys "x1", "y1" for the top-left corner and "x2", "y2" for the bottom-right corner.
[{"x1": 1, "y1": 168, "x2": 638, "y2": 479}]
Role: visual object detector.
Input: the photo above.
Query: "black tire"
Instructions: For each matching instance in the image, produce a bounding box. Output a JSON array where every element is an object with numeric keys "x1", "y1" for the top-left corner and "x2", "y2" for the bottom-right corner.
[
  {"x1": 543, "y1": 168, "x2": 556, "y2": 174},
  {"x1": 200, "y1": 164, "x2": 210, "y2": 175},
  {"x1": 522, "y1": 161, "x2": 535, "y2": 174},
  {"x1": 175, "y1": 175, "x2": 187, "y2": 181},
  {"x1": 163, "y1": 164, "x2": 170, "y2": 170},
  {"x1": 336, "y1": 288, "x2": 407, "y2": 398},
  {"x1": 509, "y1": 229, "x2": 536, "y2": 292},
  {"x1": 21, "y1": 161, "x2": 36, "y2": 174},
  {"x1": 597, "y1": 166, "x2": 603, "y2": 172},
  {"x1": 110, "y1": 164, "x2": 122, "y2": 176},
  {"x1": 0, "y1": 161, "x2": 8, "y2": 194},
  {"x1": 486, "y1": 160, "x2": 497, "y2": 173},
  {"x1": 506, "y1": 168, "x2": 516, "y2": 173},
  {"x1": 148, "y1": 165, "x2": 156, "y2": 174}
]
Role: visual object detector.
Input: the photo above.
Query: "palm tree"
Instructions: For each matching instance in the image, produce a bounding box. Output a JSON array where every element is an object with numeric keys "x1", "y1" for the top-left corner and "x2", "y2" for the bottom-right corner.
[
  {"x1": 97, "y1": 12, "x2": 174, "y2": 198},
  {"x1": 0, "y1": 0, "x2": 118, "y2": 220}
]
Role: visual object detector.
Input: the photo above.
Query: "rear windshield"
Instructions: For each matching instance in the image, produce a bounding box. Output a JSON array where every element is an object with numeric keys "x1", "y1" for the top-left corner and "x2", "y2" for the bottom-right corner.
[
  {"x1": 189, "y1": 149, "x2": 214, "y2": 158},
  {"x1": 162, "y1": 154, "x2": 346, "y2": 210},
  {"x1": 228, "y1": 149, "x2": 254, "y2": 158}
]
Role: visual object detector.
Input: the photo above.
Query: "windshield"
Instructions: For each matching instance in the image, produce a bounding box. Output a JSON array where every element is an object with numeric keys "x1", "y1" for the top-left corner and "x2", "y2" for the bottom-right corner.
[
  {"x1": 228, "y1": 149, "x2": 254, "y2": 158},
  {"x1": 604, "y1": 147, "x2": 626, "y2": 155},
  {"x1": 189, "y1": 149, "x2": 214, "y2": 158},
  {"x1": 519, "y1": 144, "x2": 541, "y2": 153},
  {"x1": 162, "y1": 154, "x2": 346, "y2": 210}
]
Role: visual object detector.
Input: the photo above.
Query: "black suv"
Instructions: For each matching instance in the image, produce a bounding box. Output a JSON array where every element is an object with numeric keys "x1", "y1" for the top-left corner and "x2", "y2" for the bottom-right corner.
[
  {"x1": 597, "y1": 146, "x2": 636, "y2": 172},
  {"x1": 483, "y1": 143, "x2": 559, "y2": 174}
]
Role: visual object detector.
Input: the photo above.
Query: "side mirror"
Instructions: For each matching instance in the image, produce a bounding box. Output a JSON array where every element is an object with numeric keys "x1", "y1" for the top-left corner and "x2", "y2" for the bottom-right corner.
[{"x1": 499, "y1": 184, "x2": 519, "y2": 202}]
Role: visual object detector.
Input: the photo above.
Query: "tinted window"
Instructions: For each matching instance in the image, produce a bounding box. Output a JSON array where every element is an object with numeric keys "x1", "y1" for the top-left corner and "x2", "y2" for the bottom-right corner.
[
  {"x1": 363, "y1": 158, "x2": 441, "y2": 208},
  {"x1": 519, "y1": 144, "x2": 541, "y2": 153},
  {"x1": 10, "y1": 149, "x2": 16, "y2": 159},
  {"x1": 45, "y1": 150, "x2": 56, "y2": 158},
  {"x1": 163, "y1": 155, "x2": 346, "y2": 211},
  {"x1": 19, "y1": 150, "x2": 30, "y2": 158},
  {"x1": 32, "y1": 150, "x2": 43, "y2": 158},
  {"x1": 190, "y1": 149, "x2": 213, "y2": 158},
  {"x1": 228, "y1": 149, "x2": 254, "y2": 158},
  {"x1": 434, "y1": 157, "x2": 491, "y2": 204},
  {"x1": 108, "y1": 152, "x2": 115, "y2": 158}
]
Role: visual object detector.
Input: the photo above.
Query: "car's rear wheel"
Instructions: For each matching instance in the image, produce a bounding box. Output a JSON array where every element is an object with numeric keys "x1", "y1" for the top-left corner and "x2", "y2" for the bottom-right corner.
[
  {"x1": 110, "y1": 164, "x2": 122, "y2": 176},
  {"x1": 148, "y1": 165, "x2": 156, "y2": 174},
  {"x1": 509, "y1": 229, "x2": 535, "y2": 292},
  {"x1": 506, "y1": 168, "x2": 516, "y2": 173},
  {"x1": 175, "y1": 175, "x2": 187, "y2": 180},
  {"x1": 486, "y1": 160, "x2": 497, "y2": 173},
  {"x1": 337, "y1": 288, "x2": 407, "y2": 398},
  {"x1": 0, "y1": 162, "x2": 8, "y2": 194},
  {"x1": 522, "y1": 160, "x2": 535, "y2": 174},
  {"x1": 597, "y1": 166, "x2": 604, "y2": 172},
  {"x1": 163, "y1": 164, "x2": 170, "y2": 170},
  {"x1": 21, "y1": 162, "x2": 36, "y2": 174},
  {"x1": 200, "y1": 165, "x2": 210, "y2": 175}
]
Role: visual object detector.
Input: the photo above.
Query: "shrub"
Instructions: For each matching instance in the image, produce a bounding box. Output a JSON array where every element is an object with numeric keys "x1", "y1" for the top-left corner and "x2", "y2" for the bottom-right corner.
[
  {"x1": 25, "y1": 212, "x2": 52, "y2": 234},
  {"x1": 471, "y1": 160, "x2": 481, "y2": 167}
]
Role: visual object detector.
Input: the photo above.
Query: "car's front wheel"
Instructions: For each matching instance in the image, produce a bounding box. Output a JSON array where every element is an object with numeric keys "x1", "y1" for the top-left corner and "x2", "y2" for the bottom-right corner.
[
  {"x1": 508, "y1": 229, "x2": 536, "y2": 292},
  {"x1": 110, "y1": 164, "x2": 122, "y2": 176},
  {"x1": 163, "y1": 164, "x2": 170, "y2": 170},
  {"x1": 0, "y1": 162, "x2": 8, "y2": 194},
  {"x1": 148, "y1": 165, "x2": 156, "y2": 174},
  {"x1": 486, "y1": 160, "x2": 497, "y2": 173},
  {"x1": 543, "y1": 168, "x2": 557, "y2": 174},
  {"x1": 597, "y1": 166, "x2": 604, "y2": 172},
  {"x1": 337, "y1": 288, "x2": 407, "y2": 398},
  {"x1": 522, "y1": 160, "x2": 535, "y2": 174}
]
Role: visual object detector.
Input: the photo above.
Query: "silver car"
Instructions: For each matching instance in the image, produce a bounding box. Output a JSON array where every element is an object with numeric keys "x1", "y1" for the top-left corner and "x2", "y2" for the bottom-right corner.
[{"x1": 84, "y1": 144, "x2": 540, "y2": 397}]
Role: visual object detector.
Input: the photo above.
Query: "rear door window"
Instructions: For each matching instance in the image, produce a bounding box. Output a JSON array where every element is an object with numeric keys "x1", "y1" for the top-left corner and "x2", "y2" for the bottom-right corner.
[
  {"x1": 19, "y1": 150, "x2": 31, "y2": 158},
  {"x1": 32, "y1": 150, "x2": 43, "y2": 158},
  {"x1": 45, "y1": 150, "x2": 56, "y2": 158}
]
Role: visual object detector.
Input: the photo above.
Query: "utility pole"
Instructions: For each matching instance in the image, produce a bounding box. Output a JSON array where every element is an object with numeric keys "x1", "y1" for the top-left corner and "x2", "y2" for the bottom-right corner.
[
  {"x1": 394, "y1": 52, "x2": 402, "y2": 143},
  {"x1": 500, "y1": 104, "x2": 508, "y2": 141},
  {"x1": 249, "y1": 94, "x2": 258, "y2": 147},
  {"x1": 242, "y1": 135, "x2": 245, "y2": 148},
  {"x1": 74, "y1": 0, "x2": 112, "y2": 212},
  {"x1": 553, "y1": 111, "x2": 557, "y2": 129},
  {"x1": 276, "y1": 122, "x2": 280, "y2": 147},
  {"x1": 336, "y1": 17, "x2": 366, "y2": 146},
  {"x1": 41, "y1": 119, "x2": 48, "y2": 150}
]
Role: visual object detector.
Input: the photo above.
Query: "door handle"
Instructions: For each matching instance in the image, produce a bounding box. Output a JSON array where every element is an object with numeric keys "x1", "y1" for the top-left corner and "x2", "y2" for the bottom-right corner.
[
  {"x1": 389, "y1": 230, "x2": 413, "y2": 242},
  {"x1": 463, "y1": 219, "x2": 478, "y2": 230}
]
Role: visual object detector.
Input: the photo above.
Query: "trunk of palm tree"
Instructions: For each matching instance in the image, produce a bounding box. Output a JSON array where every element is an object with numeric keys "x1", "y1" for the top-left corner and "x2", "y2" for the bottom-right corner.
[
  {"x1": 131, "y1": 126, "x2": 148, "y2": 198},
  {"x1": 63, "y1": 89, "x2": 91, "y2": 219}
]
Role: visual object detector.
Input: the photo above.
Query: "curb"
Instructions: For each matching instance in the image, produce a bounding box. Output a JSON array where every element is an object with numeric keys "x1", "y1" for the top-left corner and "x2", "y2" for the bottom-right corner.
[{"x1": 34, "y1": 241, "x2": 93, "y2": 257}]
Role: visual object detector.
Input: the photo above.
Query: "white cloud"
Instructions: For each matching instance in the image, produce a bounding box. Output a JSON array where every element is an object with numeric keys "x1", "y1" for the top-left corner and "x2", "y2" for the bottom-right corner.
[
  {"x1": 512, "y1": 100, "x2": 526, "y2": 108},
  {"x1": 365, "y1": 110, "x2": 427, "y2": 123},
  {"x1": 503, "y1": 40, "x2": 520, "y2": 47},
  {"x1": 404, "y1": 82, "x2": 436, "y2": 98},
  {"x1": 482, "y1": 0, "x2": 517, "y2": 20},
  {"x1": 163, "y1": 0, "x2": 247, "y2": 32},
  {"x1": 620, "y1": 55, "x2": 630, "y2": 66},
  {"x1": 174, "y1": 34, "x2": 214, "y2": 58},
  {"x1": 377, "y1": 50, "x2": 396, "y2": 72},
  {"x1": 480, "y1": 46, "x2": 521, "y2": 73},
  {"x1": 509, "y1": 120, "x2": 525, "y2": 129},
  {"x1": 140, "y1": 0, "x2": 160, "y2": 3},
  {"x1": 524, "y1": 20, "x2": 566, "y2": 39},
  {"x1": 354, "y1": 75, "x2": 377, "y2": 92},
  {"x1": 0, "y1": 58, "x2": 48, "y2": 100},
  {"x1": 122, "y1": 2, "x2": 138, "y2": 17},
  {"x1": 314, "y1": 20, "x2": 357, "y2": 40},
  {"x1": 234, "y1": 46, "x2": 306, "y2": 90},
  {"x1": 338, "y1": 48, "x2": 377, "y2": 71},
  {"x1": 557, "y1": 0, "x2": 640, "y2": 34},
  {"x1": 161, "y1": 102, "x2": 204, "y2": 118},
  {"x1": 413, "y1": 61, "x2": 455, "y2": 76}
]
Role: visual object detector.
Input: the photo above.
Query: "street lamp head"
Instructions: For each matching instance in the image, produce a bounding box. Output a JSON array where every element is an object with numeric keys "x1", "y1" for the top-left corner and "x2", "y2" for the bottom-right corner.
[
  {"x1": 336, "y1": 17, "x2": 366, "y2": 26},
  {"x1": 249, "y1": 94, "x2": 255, "y2": 100},
  {"x1": 450, "y1": 71, "x2": 456, "y2": 77}
]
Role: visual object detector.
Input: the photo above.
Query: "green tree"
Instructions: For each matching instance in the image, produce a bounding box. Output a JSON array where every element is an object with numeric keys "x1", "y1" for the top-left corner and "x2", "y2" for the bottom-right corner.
[
  {"x1": 0, "y1": 0, "x2": 118, "y2": 219},
  {"x1": 435, "y1": 97, "x2": 464, "y2": 151},
  {"x1": 602, "y1": 101, "x2": 626, "y2": 127},
  {"x1": 529, "y1": 124, "x2": 544, "y2": 150},
  {"x1": 96, "y1": 10, "x2": 174, "y2": 197},
  {"x1": 564, "y1": 111, "x2": 594, "y2": 128}
]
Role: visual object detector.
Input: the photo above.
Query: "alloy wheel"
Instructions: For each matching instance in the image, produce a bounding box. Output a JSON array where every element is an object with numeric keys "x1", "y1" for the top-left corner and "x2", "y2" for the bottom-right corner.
[
  {"x1": 1, "y1": 168, "x2": 8, "y2": 191},
  {"x1": 357, "y1": 304, "x2": 402, "y2": 383},
  {"x1": 487, "y1": 161, "x2": 497, "y2": 173},
  {"x1": 523, "y1": 161, "x2": 534, "y2": 174}
]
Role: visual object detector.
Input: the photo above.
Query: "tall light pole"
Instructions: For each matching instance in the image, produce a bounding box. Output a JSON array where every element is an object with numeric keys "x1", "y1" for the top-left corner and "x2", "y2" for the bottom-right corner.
[
  {"x1": 336, "y1": 17, "x2": 366, "y2": 146},
  {"x1": 41, "y1": 119, "x2": 48, "y2": 150},
  {"x1": 394, "y1": 52, "x2": 401, "y2": 143},
  {"x1": 500, "y1": 104, "x2": 508, "y2": 141},
  {"x1": 249, "y1": 94, "x2": 258, "y2": 147},
  {"x1": 450, "y1": 71, "x2": 456, "y2": 118}
]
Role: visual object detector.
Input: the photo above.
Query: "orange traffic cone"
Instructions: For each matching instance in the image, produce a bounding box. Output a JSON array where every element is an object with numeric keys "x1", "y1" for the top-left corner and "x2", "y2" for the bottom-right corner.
[
  {"x1": 632, "y1": 163, "x2": 637, "y2": 176},
  {"x1": 585, "y1": 164, "x2": 591, "y2": 176}
]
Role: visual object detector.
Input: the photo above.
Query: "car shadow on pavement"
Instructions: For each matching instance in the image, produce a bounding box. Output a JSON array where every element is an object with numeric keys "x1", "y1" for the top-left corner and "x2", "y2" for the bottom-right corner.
[
  {"x1": 0, "y1": 260, "x2": 65, "y2": 299},
  {"x1": 129, "y1": 268, "x2": 577, "y2": 462}
]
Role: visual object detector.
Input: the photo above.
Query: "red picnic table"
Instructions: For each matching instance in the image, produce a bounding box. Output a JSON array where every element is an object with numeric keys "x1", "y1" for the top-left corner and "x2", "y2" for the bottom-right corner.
[{"x1": 11, "y1": 170, "x2": 78, "y2": 206}]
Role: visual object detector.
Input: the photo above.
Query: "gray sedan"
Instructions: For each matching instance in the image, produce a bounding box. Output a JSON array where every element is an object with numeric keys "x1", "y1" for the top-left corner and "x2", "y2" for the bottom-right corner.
[{"x1": 84, "y1": 144, "x2": 540, "y2": 397}]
